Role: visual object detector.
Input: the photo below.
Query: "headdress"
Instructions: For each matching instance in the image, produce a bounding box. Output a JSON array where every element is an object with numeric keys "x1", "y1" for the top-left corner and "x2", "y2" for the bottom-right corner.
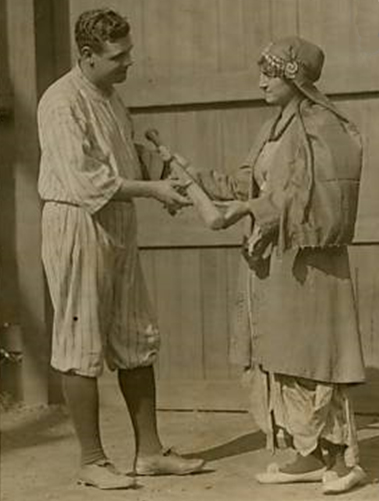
[
  {"x1": 257, "y1": 37, "x2": 361, "y2": 248},
  {"x1": 258, "y1": 36, "x2": 347, "y2": 120}
]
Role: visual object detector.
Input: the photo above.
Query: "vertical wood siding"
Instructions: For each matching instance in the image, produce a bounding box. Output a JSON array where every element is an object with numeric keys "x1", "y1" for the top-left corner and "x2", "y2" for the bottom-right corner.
[
  {"x1": 0, "y1": 0, "x2": 11, "y2": 113},
  {"x1": 140, "y1": 247, "x2": 242, "y2": 381},
  {"x1": 63, "y1": 0, "x2": 379, "y2": 389}
]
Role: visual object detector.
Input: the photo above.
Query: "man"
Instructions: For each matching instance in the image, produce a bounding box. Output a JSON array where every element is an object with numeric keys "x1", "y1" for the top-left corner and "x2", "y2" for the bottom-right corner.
[{"x1": 38, "y1": 8, "x2": 204, "y2": 490}]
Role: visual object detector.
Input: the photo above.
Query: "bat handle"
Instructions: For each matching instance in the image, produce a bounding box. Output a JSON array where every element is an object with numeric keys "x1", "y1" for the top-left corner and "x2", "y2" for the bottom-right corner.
[
  {"x1": 144, "y1": 129, "x2": 225, "y2": 229},
  {"x1": 145, "y1": 129, "x2": 175, "y2": 163},
  {"x1": 145, "y1": 128, "x2": 163, "y2": 148}
]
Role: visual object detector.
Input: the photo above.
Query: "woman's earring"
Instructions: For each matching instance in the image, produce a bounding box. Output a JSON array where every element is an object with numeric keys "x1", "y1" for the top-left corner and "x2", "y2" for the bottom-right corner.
[{"x1": 89, "y1": 61, "x2": 95, "y2": 68}]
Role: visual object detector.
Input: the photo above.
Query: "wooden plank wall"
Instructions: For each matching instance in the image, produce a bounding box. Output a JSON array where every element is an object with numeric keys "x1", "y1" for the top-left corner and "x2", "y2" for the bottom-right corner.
[
  {"x1": 69, "y1": 0, "x2": 379, "y2": 105},
  {"x1": 58, "y1": 1, "x2": 379, "y2": 409},
  {"x1": 66, "y1": 0, "x2": 379, "y2": 241},
  {"x1": 0, "y1": 0, "x2": 12, "y2": 115}
]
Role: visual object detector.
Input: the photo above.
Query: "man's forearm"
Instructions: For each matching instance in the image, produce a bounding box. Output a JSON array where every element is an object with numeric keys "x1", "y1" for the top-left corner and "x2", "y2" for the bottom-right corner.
[
  {"x1": 110, "y1": 177, "x2": 191, "y2": 210},
  {"x1": 111, "y1": 179, "x2": 156, "y2": 201}
]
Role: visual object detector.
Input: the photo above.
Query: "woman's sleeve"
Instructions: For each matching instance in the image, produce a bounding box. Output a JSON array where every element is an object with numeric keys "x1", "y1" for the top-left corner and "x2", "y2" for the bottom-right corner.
[
  {"x1": 248, "y1": 193, "x2": 282, "y2": 235},
  {"x1": 192, "y1": 164, "x2": 252, "y2": 201}
]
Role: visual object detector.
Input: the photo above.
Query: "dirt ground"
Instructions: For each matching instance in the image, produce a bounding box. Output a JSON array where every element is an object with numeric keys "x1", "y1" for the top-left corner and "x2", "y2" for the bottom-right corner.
[{"x1": 1, "y1": 379, "x2": 379, "y2": 501}]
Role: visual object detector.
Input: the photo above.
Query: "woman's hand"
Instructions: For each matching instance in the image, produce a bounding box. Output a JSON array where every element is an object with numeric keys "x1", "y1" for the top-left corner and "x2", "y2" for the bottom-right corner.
[{"x1": 215, "y1": 201, "x2": 251, "y2": 228}]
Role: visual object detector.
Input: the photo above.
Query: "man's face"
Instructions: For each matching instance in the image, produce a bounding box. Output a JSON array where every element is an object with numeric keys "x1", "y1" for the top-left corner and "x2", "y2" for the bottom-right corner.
[
  {"x1": 90, "y1": 35, "x2": 133, "y2": 86},
  {"x1": 259, "y1": 72, "x2": 295, "y2": 107}
]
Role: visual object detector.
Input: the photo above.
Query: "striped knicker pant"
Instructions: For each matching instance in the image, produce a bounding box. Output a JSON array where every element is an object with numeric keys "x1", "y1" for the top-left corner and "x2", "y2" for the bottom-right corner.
[{"x1": 42, "y1": 201, "x2": 160, "y2": 377}]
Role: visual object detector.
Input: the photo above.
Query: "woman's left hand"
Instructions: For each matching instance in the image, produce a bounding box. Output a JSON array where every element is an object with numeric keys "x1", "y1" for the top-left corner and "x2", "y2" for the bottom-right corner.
[{"x1": 215, "y1": 200, "x2": 251, "y2": 228}]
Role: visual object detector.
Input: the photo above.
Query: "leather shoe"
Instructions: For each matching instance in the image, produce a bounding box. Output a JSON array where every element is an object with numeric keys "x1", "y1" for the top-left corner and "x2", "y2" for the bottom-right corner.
[
  {"x1": 256, "y1": 462, "x2": 326, "y2": 484},
  {"x1": 135, "y1": 448, "x2": 205, "y2": 476},
  {"x1": 78, "y1": 459, "x2": 135, "y2": 490},
  {"x1": 322, "y1": 465, "x2": 367, "y2": 494}
]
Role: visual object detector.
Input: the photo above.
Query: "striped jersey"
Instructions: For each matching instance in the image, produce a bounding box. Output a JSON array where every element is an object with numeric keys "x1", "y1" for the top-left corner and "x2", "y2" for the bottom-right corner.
[{"x1": 37, "y1": 65, "x2": 142, "y2": 214}]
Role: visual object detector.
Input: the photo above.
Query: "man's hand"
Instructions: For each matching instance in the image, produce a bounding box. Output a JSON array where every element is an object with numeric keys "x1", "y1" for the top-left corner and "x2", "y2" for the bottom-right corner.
[
  {"x1": 149, "y1": 179, "x2": 192, "y2": 212},
  {"x1": 215, "y1": 200, "x2": 251, "y2": 228}
]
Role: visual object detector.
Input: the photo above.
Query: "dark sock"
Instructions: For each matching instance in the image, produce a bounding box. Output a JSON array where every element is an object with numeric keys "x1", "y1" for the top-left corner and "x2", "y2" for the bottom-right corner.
[
  {"x1": 62, "y1": 373, "x2": 106, "y2": 466},
  {"x1": 281, "y1": 446, "x2": 325, "y2": 474},
  {"x1": 118, "y1": 366, "x2": 162, "y2": 458},
  {"x1": 324, "y1": 443, "x2": 351, "y2": 476}
]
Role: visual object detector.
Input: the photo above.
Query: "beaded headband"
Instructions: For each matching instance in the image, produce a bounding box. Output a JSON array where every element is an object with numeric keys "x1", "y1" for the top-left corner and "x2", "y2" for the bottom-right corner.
[{"x1": 259, "y1": 43, "x2": 299, "y2": 80}]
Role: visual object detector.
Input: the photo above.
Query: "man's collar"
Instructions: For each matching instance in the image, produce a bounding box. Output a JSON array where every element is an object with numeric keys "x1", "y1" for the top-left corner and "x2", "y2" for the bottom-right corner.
[{"x1": 72, "y1": 63, "x2": 114, "y2": 101}]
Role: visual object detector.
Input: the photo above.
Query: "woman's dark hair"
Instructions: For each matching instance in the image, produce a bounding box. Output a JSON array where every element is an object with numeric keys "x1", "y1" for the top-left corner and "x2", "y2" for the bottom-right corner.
[{"x1": 75, "y1": 8, "x2": 130, "y2": 53}]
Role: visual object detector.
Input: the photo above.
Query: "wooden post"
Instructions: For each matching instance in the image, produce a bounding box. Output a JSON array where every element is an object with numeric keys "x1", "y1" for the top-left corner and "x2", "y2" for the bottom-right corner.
[
  {"x1": 0, "y1": 0, "x2": 12, "y2": 116},
  {"x1": 5, "y1": 0, "x2": 58, "y2": 405}
]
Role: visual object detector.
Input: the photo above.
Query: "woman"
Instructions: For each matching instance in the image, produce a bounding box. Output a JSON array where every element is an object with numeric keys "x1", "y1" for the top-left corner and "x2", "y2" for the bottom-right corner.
[{"x1": 186, "y1": 37, "x2": 366, "y2": 494}]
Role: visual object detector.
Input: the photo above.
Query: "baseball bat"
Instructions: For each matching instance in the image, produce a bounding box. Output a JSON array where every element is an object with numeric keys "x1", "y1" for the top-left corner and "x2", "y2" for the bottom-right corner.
[{"x1": 145, "y1": 129, "x2": 225, "y2": 230}]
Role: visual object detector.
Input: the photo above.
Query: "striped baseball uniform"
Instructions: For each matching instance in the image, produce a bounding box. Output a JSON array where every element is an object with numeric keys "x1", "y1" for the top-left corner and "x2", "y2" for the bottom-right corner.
[{"x1": 38, "y1": 65, "x2": 160, "y2": 377}]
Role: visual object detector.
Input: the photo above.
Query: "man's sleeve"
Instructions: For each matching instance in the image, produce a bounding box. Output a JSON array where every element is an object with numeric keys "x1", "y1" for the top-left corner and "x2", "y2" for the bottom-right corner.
[{"x1": 38, "y1": 102, "x2": 122, "y2": 214}]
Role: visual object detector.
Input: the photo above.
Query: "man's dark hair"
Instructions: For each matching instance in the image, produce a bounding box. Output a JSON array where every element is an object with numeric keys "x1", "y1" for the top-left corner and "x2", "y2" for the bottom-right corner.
[{"x1": 75, "y1": 8, "x2": 130, "y2": 53}]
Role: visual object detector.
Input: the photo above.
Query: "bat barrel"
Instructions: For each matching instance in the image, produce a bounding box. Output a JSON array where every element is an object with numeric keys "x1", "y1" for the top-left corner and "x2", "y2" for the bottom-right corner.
[{"x1": 144, "y1": 129, "x2": 225, "y2": 230}]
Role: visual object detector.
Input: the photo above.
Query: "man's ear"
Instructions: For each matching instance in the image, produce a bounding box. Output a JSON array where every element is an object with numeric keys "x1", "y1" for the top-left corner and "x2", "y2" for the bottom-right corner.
[{"x1": 79, "y1": 45, "x2": 94, "y2": 62}]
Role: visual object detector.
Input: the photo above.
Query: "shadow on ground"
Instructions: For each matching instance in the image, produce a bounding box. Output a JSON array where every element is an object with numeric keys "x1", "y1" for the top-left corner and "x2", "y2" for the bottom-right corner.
[
  {"x1": 0, "y1": 405, "x2": 70, "y2": 455},
  {"x1": 185, "y1": 430, "x2": 266, "y2": 462},
  {"x1": 184, "y1": 414, "x2": 379, "y2": 484},
  {"x1": 359, "y1": 433, "x2": 379, "y2": 483}
]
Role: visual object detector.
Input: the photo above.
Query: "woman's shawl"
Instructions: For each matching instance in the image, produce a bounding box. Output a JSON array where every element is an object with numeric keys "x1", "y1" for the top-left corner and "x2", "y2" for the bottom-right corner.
[{"x1": 244, "y1": 99, "x2": 362, "y2": 254}]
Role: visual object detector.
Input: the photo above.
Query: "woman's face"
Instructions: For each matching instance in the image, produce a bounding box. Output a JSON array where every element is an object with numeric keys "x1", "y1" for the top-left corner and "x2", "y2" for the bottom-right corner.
[{"x1": 259, "y1": 72, "x2": 297, "y2": 108}]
